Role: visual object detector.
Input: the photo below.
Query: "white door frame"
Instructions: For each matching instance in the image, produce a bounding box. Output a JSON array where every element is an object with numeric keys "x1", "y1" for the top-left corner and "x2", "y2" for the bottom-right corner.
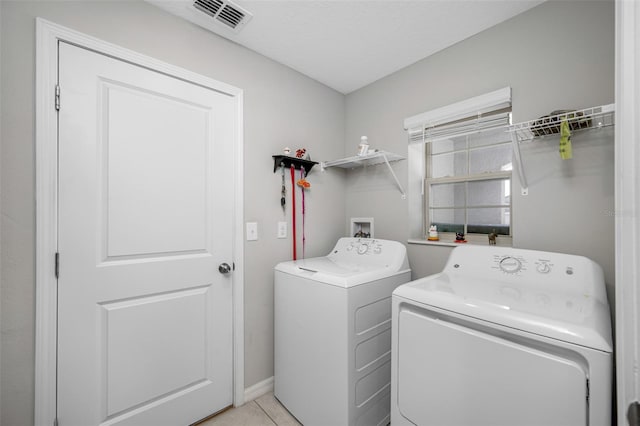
[
  {"x1": 34, "y1": 18, "x2": 245, "y2": 425},
  {"x1": 615, "y1": 0, "x2": 640, "y2": 424}
]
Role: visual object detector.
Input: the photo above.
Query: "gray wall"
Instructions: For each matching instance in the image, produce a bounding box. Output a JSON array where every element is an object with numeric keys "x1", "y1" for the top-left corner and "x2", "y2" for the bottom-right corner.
[
  {"x1": 0, "y1": 0, "x2": 617, "y2": 424},
  {"x1": 344, "y1": 0, "x2": 615, "y2": 308},
  {"x1": 0, "y1": 1, "x2": 346, "y2": 424}
]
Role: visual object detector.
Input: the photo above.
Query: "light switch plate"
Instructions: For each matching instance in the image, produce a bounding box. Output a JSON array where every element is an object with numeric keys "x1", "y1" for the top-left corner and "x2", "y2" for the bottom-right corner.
[
  {"x1": 277, "y1": 221, "x2": 287, "y2": 239},
  {"x1": 246, "y1": 222, "x2": 258, "y2": 241}
]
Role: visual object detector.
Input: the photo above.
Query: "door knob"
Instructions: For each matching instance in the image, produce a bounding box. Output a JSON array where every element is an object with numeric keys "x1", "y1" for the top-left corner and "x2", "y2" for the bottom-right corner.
[{"x1": 218, "y1": 263, "x2": 232, "y2": 274}]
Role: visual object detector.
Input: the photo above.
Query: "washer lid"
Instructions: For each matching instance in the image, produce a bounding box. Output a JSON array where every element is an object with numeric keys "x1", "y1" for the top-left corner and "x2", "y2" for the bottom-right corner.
[
  {"x1": 394, "y1": 274, "x2": 612, "y2": 352},
  {"x1": 296, "y1": 257, "x2": 373, "y2": 275},
  {"x1": 275, "y1": 257, "x2": 405, "y2": 287},
  {"x1": 274, "y1": 237, "x2": 411, "y2": 288}
]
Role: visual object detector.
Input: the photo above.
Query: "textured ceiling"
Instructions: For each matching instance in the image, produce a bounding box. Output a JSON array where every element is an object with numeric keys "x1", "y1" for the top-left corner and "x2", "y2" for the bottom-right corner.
[{"x1": 150, "y1": 0, "x2": 545, "y2": 94}]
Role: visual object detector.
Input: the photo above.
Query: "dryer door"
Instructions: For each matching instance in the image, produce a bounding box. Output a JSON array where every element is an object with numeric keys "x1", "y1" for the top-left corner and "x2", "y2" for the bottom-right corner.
[{"x1": 397, "y1": 307, "x2": 589, "y2": 426}]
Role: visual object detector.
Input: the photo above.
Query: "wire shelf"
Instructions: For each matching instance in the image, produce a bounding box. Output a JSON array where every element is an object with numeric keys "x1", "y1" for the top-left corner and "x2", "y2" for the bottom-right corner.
[
  {"x1": 509, "y1": 103, "x2": 615, "y2": 196},
  {"x1": 509, "y1": 104, "x2": 615, "y2": 142},
  {"x1": 321, "y1": 150, "x2": 405, "y2": 169}
]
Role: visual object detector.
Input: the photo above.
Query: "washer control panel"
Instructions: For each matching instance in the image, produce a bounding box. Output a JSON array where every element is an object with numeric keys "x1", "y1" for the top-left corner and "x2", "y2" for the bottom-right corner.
[
  {"x1": 344, "y1": 239, "x2": 383, "y2": 255},
  {"x1": 327, "y1": 238, "x2": 409, "y2": 271}
]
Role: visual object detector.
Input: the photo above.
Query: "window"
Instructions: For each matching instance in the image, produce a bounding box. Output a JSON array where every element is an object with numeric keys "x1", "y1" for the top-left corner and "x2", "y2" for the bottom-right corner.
[
  {"x1": 426, "y1": 122, "x2": 512, "y2": 236},
  {"x1": 404, "y1": 87, "x2": 513, "y2": 242}
]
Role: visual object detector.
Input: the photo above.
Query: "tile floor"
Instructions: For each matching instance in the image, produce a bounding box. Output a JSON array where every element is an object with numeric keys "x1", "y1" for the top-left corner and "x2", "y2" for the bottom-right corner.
[{"x1": 198, "y1": 392, "x2": 301, "y2": 426}]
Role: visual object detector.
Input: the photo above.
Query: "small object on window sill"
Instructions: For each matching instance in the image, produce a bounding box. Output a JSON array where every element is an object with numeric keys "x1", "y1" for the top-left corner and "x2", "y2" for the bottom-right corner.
[
  {"x1": 455, "y1": 232, "x2": 467, "y2": 243},
  {"x1": 284, "y1": 147, "x2": 291, "y2": 155},
  {"x1": 427, "y1": 225, "x2": 439, "y2": 241},
  {"x1": 488, "y1": 229, "x2": 497, "y2": 245}
]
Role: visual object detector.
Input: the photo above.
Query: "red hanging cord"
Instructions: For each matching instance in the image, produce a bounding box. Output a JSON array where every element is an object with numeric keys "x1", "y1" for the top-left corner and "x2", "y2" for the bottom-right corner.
[
  {"x1": 290, "y1": 165, "x2": 297, "y2": 260},
  {"x1": 300, "y1": 166, "x2": 306, "y2": 259}
]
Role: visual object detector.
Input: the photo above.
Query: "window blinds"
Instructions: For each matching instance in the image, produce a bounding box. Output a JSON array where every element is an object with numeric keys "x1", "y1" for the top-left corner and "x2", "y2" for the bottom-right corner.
[
  {"x1": 408, "y1": 110, "x2": 512, "y2": 144},
  {"x1": 404, "y1": 87, "x2": 512, "y2": 144}
]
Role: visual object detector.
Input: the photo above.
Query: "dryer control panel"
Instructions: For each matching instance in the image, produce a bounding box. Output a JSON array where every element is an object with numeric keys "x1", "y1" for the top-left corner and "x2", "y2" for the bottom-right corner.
[
  {"x1": 489, "y1": 253, "x2": 576, "y2": 278},
  {"x1": 493, "y1": 254, "x2": 554, "y2": 276},
  {"x1": 443, "y1": 245, "x2": 608, "y2": 318},
  {"x1": 447, "y1": 249, "x2": 582, "y2": 279}
]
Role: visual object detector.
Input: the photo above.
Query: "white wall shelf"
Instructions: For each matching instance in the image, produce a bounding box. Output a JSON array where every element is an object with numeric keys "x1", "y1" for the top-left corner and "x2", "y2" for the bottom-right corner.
[
  {"x1": 508, "y1": 103, "x2": 615, "y2": 196},
  {"x1": 321, "y1": 150, "x2": 406, "y2": 198},
  {"x1": 321, "y1": 150, "x2": 404, "y2": 169}
]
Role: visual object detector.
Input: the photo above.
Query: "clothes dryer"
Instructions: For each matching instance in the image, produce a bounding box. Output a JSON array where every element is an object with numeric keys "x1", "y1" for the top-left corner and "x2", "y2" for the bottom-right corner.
[
  {"x1": 391, "y1": 245, "x2": 612, "y2": 426},
  {"x1": 275, "y1": 238, "x2": 411, "y2": 426}
]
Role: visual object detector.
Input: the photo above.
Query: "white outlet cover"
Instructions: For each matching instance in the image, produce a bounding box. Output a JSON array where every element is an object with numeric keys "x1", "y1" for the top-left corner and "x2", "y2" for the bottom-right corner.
[
  {"x1": 277, "y1": 221, "x2": 287, "y2": 239},
  {"x1": 246, "y1": 222, "x2": 258, "y2": 241}
]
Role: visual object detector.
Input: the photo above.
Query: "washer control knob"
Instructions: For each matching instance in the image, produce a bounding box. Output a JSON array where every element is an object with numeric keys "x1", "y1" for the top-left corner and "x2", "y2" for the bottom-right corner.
[
  {"x1": 357, "y1": 244, "x2": 368, "y2": 255},
  {"x1": 536, "y1": 262, "x2": 551, "y2": 274},
  {"x1": 499, "y1": 256, "x2": 522, "y2": 274}
]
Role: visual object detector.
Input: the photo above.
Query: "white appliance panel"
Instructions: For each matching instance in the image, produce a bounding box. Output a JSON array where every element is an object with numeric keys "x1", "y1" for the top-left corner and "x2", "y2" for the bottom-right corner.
[
  {"x1": 274, "y1": 273, "x2": 349, "y2": 425},
  {"x1": 397, "y1": 306, "x2": 588, "y2": 426},
  {"x1": 274, "y1": 237, "x2": 411, "y2": 426}
]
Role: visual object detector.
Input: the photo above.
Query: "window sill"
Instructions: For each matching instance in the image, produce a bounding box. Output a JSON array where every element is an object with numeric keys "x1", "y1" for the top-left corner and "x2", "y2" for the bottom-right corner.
[{"x1": 408, "y1": 233, "x2": 512, "y2": 247}]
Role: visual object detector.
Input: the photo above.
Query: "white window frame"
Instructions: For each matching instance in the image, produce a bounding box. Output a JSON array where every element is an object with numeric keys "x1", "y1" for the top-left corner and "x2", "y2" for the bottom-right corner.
[
  {"x1": 405, "y1": 87, "x2": 513, "y2": 246},
  {"x1": 425, "y1": 129, "x2": 512, "y2": 240}
]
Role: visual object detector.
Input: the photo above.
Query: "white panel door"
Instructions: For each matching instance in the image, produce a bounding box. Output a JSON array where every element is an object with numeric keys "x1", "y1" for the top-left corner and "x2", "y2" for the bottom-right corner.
[
  {"x1": 397, "y1": 309, "x2": 588, "y2": 426},
  {"x1": 57, "y1": 42, "x2": 235, "y2": 426}
]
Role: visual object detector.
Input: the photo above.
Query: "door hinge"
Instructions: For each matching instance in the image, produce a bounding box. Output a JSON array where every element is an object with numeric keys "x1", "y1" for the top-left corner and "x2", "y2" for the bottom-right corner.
[
  {"x1": 55, "y1": 84, "x2": 60, "y2": 111},
  {"x1": 55, "y1": 252, "x2": 60, "y2": 279},
  {"x1": 628, "y1": 401, "x2": 640, "y2": 426}
]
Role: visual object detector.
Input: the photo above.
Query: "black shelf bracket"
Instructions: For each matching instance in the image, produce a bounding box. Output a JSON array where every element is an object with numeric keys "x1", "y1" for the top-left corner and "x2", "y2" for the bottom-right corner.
[{"x1": 272, "y1": 155, "x2": 318, "y2": 177}]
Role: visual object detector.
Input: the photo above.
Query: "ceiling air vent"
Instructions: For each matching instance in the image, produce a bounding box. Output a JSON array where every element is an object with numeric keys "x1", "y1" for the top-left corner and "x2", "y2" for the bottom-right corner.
[
  {"x1": 193, "y1": 0, "x2": 223, "y2": 17},
  {"x1": 193, "y1": 0, "x2": 252, "y2": 32}
]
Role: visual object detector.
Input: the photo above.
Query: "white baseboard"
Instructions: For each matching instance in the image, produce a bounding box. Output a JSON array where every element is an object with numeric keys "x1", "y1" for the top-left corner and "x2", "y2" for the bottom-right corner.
[{"x1": 243, "y1": 376, "x2": 274, "y2": 403}]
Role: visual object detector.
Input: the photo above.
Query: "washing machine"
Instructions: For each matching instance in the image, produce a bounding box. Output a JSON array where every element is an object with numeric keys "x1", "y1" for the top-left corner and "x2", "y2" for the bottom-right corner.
[
  {"x1": 391, "y1": 245, "x2": 612, "y2": 426},
  {"x1": 275, "y1": 237, "x2": 411, "y2": 426}
]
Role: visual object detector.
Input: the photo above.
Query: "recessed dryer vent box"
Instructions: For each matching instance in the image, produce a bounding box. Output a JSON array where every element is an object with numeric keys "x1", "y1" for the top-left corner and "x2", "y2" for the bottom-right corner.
[{"x1": 350, "y1": 217, "x2": 373, "y2": 238}]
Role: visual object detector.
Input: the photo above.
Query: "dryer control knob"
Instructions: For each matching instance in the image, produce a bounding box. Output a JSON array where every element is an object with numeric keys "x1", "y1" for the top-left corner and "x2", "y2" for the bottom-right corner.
[{"x1": 499, "y1": 256, "x2": 522, "y2": 274}]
